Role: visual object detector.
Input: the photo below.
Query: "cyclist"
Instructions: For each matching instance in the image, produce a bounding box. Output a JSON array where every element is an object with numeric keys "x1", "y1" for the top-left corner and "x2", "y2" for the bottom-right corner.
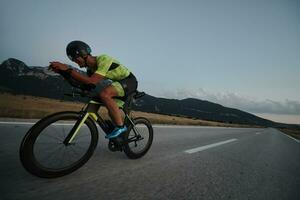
[{"x1": 49, "y1": 40, "x2": 137, "y2": 139}]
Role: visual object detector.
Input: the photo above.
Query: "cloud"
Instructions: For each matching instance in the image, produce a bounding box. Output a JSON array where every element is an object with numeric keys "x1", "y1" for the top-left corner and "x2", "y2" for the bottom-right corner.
[{"x1": 158, "y1": 88, "x2": 300, "y2": 115}]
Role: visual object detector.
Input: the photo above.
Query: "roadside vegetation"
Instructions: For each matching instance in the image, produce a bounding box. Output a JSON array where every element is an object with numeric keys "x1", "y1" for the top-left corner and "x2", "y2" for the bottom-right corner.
[
  {"x1": 279, "y1": 128, "x2": 300, "y2": 140},
  {"x1": 0, "y1": 92, "x2": 258, "y2": 128}
]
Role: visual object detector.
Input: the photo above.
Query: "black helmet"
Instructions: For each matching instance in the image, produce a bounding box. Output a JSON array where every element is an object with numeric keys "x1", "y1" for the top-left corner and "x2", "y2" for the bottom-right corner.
[{"x1": 66, "y1": 41, "x2": 91, "y2": 61}]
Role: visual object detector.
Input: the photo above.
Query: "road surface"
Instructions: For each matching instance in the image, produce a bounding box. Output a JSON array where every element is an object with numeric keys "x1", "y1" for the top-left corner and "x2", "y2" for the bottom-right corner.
[{"x1": 0, "y1": 121, "x2": 299, "y2": 200}]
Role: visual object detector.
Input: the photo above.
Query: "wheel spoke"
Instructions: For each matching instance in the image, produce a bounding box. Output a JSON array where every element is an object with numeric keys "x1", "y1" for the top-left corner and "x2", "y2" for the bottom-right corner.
[
  {"x1": 41, "y1": 132, "x2": 63, "y2": 142},
  {"x1": 74, "y1": 134, "x2": 90, "y2": 141},
  {"x1": 56, "y1": 146, "x2": 67, "y2": 168},
  {"x1": 37, "y1": 144, "x2": 64, "y2": 165},
  {"x1": 69, "y1": 145, "x2": 81, "y2": 157}
]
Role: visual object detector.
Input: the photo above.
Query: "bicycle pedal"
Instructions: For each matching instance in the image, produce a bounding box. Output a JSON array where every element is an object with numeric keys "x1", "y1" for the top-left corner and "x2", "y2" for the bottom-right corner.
[{"x1": 108, "y1": 140, "x2": 123, "y2": 152}]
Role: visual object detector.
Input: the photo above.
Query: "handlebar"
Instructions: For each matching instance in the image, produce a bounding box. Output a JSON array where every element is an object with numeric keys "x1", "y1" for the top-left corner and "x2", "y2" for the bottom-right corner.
[
  {"x1": 55, "y1": 69, "x2": 95, "y2": 91},
  {"x1": 64, "y1": 90, "x2": 93, "y2": 98}
]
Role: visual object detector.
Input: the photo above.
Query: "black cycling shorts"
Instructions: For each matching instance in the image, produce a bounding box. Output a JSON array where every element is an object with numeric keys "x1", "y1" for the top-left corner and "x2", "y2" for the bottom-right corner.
[
  {"x1": 119, "y1": 73, "x2": 138, "y2": 96},
  {"x1": 92, "y1": 73, "x2": 138, "y2": 98}
]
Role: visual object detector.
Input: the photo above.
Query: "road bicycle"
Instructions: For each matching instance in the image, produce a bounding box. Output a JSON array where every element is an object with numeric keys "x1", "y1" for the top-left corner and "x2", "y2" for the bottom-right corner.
[{"x1": 19, "y1": 77, "x2": 153, "y2": 178}]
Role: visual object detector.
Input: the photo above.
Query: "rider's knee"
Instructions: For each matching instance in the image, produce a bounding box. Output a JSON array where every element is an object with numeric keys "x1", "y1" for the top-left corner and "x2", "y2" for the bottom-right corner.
[{"x1": 99, "y1": 89, "x2": 111, "y2": 101}]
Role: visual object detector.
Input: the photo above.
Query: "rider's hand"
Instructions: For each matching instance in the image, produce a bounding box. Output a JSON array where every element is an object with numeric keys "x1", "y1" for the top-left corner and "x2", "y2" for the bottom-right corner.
[{"x1": 49, "y1": 61, "x2": 69, "y2": 72}]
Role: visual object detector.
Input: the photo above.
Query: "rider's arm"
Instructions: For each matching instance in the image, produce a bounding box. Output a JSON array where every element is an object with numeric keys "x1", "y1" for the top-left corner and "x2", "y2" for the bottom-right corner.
[
  {"x1": 49, "y1": 61, "x2": 104, "y2": 85},
  {"x1": 69, "y1": 69, "x2": 104, "y2": 85}
]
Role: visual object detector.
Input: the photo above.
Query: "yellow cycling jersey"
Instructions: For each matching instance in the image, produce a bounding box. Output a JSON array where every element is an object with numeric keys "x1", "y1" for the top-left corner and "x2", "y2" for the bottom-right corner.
[{"x1": 92, "y1": 55, "x2": 130, "y2": 81}]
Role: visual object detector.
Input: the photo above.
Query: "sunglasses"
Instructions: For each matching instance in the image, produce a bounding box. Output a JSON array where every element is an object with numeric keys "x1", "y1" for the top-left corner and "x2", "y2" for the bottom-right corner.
[{"x1": 68, "y1": 55, "x2": 80, "y2": 61}]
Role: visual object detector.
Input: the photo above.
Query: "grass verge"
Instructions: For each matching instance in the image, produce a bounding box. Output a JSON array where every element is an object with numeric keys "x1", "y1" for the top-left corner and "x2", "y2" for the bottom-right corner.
[
  {"x1": 0, "y1": 92, "x2": 258, "y2": 128},
  {"x1": 278, "y1": 128, "x2": 300, "y2": 140}
]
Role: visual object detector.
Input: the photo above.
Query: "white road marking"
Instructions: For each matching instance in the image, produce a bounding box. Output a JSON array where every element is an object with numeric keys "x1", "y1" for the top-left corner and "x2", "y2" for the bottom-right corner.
[
  {"x1": 256, "y1": 132, "x2": 261, "y2": 135},
  {"x1": 0, "y1": 121, "x2": 35, "y2": 125},
  {"x1": 280, "y1": 132, "x2": 300, "y2": 144},
  {"x1": 153, "y1": 125, "x2": 228, "y2": 129},
  {"x1": 0, "y1": 121, "x2": 79, "y2": 126},
  {"x1": 184, "y1": 138, "x2": 238, "y2": 154}
]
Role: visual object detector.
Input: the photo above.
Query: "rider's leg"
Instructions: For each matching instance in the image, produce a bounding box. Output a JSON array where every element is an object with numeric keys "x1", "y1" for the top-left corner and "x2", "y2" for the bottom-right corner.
[
  {"x1": 99, "y1": 85, "x2": 123, "y2": 126},
  {"x1": 99, "y1": 84, "x2": 128, "y2": 139}
]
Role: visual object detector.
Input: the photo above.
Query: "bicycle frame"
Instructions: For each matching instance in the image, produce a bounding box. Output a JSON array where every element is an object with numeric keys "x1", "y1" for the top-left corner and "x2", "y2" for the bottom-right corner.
[{"x1": 63, "y1": 100, "x2": 135, "y2": 145}]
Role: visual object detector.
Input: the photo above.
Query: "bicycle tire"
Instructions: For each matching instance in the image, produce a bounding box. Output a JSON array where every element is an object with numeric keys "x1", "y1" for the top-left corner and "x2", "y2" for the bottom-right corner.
[
  {"x1": 123, "y1": 117, "x2": 153, "y2": 159},
  {"x1": 20, "y1": 111, "x2": 98, "y2": 178}
]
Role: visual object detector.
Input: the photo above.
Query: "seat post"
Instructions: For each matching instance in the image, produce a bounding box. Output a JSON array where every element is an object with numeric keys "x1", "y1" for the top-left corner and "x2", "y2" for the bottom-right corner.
[{"x1": 122, "y1": 93, "x2": 135, "y2": 115}]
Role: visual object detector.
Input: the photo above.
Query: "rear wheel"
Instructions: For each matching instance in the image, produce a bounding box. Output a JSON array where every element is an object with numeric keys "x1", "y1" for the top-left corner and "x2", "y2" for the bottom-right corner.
[
  {"x1": 123, "y1": 117, "x2": 153, "y2": 159},
  {"x1": 19, "y1": 112, "x2": 98, "y2": 178}
]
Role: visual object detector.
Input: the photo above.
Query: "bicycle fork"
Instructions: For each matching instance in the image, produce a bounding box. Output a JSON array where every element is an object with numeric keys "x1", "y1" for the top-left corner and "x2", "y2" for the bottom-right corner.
[
  {"x1": 63, "y1": 100, "x2": 100, "y2": 145},
  {"x1": 63, "y1": 112, "x2": 90, "y2": 145}
]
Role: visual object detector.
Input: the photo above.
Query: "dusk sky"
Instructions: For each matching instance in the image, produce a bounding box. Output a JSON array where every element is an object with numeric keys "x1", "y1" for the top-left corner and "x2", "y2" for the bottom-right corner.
[{"x1": 1, "y1": 0, "x2": 299, "y2": 124}]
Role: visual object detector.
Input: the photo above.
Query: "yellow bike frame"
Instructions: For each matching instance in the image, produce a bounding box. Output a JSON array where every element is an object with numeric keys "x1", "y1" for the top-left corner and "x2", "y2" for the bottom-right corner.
[
  {"x1": 63, "y1": 100, "x2": 101, "y2": 145},
  {"x1": 63, "y1": 100, "x2": 133, "y2": 145}
]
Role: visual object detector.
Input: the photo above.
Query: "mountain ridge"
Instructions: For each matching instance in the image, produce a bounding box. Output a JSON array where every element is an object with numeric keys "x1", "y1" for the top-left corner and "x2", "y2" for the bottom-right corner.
[{"x1": 1, "y1": 58, "x2": 298, "y2": 128}]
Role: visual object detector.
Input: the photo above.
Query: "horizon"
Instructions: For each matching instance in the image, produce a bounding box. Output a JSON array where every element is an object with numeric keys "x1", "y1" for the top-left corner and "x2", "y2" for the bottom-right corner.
[
  {"x1": 1, "y1": 0, "x2": 299, "y2": 124},
  {"x1": 1, "y1": 57, "x2": 299, "y2": 125}
]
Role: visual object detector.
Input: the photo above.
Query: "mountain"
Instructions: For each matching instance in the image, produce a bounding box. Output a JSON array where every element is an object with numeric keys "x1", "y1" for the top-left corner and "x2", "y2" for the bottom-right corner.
[
  {"x1": 0, "y1": 58, "x2": 297, "y2": 128},
  {"x1": 133, "y1": 94, "x2": 276, "y2": 126},
  {"x1": 0, "y1": 58, "x2": 77, "y2": 99}
]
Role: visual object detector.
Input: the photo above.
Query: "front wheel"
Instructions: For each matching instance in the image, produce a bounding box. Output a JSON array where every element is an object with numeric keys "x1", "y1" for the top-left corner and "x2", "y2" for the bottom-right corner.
[
  {"x1": 19, "y1": 111, "x2": 98, "y2": 178},
  {"x1": 123, "y1": 117, "x2": 153, "y2": 159}
]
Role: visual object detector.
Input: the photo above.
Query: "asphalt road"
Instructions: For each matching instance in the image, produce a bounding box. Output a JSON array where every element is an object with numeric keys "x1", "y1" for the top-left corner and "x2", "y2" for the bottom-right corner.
[{"x1": 0, "y1": 122, "x2": 299, "y2": 200}]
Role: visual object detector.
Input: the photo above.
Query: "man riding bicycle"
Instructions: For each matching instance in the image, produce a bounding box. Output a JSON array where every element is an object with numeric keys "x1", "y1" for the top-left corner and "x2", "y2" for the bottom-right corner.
[{"x1": 49, "y1": 40, "x2": 137, "y2": 139}]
